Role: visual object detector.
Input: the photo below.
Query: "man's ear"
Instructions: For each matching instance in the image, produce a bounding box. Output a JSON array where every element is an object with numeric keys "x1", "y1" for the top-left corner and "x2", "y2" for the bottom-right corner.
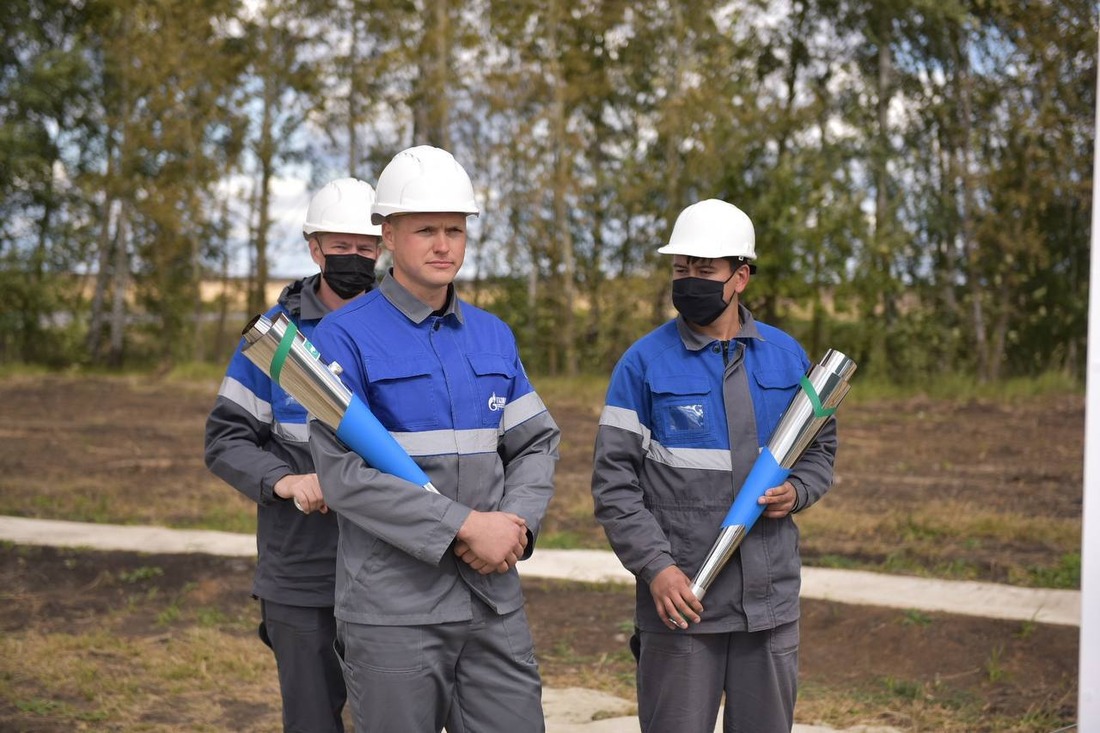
[
  {"x1": 307, "y1": 236, "x2": 325, "y2": 268},
  {"x1": 731, "y1": 265, "x2": 750, "y2": 295},
  {"x1": 382, "y1": 220, "x2": 396, "y2": 252}
]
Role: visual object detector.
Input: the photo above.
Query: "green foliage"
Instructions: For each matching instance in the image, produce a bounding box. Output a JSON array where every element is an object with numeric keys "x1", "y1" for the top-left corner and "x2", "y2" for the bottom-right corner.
[
  {"x1": 16, "y1": 698, "x2": 65, "y2": 716},
  {"x1": 195, "y1": 607, "x2": 228, "y2": 627},
  {"x1": 984, "y1": 645, "x2": 1006, "y2": 683},
  {"x1": 174, "y1": 504, "x2": 256, "y2": 536},
  {"x1": 536, "y1": 531, "x2": 592, "y2": 550},
  {"x1": 0, "y1": 0, "x2": 1092, "y2": 382},
  {"x1": 881, "y1": 676, "x2": 925, "y2": 701},
  {"x1": 119, "y1": 566, "x2": 164, "y2": 584},
  {"x1": 166, "y1": 361, "x2": 233, "y2": 383},
  {"x1": 1015, "y1": 616, "x2": 1037, "y2": 640},
  {"x1": 810, "y1": 554, "x2": 861, "y2": 570},
  {"x1": 901, "y1": 609, "x2": 933, "y2": 627},
  {"x1": 529, "y1": 374, "x2": 613, "y2": 408},
  {"x1": 845, "y1": 370, "x2": 1083, "y2": 403},
  {"x1": 1023, "y1": 553, "x2": 1081, "y2": 590}
]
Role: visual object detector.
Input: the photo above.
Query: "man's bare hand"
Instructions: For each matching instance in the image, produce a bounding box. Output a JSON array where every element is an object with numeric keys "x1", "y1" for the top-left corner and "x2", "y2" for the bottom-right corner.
[
  {"x1": 454, "y1": 511, "x2": 527, "y2": 574},
  {"x1": 758, "y1": 480, "x2": 798, "y2": 519},
  {"x1": 649, "y1": 565, "x2": 703, "y2": 629},
  {"x1": 273, "y1": 473, "x2": 328, "y2": 514}
]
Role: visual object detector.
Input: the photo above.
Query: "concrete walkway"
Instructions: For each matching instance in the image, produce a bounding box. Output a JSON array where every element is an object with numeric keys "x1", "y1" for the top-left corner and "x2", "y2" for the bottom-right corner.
[
  {"x1": 2, "y1": 516, "x2": 1079, "y2": 627},
  {"x1": 1, "y1": 515, "x2": 1082, "y2": 732}
]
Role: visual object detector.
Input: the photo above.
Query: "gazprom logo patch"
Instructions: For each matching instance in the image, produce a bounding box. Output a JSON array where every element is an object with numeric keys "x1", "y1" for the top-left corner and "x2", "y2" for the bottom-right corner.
[{"x1": 487, "y1": 392, "x2": 507, "y2": 412}]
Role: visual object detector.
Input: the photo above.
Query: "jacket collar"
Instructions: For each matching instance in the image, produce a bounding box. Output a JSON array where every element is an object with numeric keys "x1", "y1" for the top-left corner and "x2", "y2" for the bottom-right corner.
[
  {"x1": 278, "y1": 273, "x2": 329, "y2": 320},
  {"x1": 379, "y1": 270, "x2": 465, "y2": 325},
  {"x1": 676, "y1": 303, "x2": 762, "y2": 351}
]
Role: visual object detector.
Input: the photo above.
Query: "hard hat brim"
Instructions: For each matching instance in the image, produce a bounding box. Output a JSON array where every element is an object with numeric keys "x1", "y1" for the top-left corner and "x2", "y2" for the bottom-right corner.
[
  {"x1": 372, "y1": 206, "x2": 480, "y2": 225},
  {"x1": 657, "y1": 242, "x2": 756, "y2": 260}
]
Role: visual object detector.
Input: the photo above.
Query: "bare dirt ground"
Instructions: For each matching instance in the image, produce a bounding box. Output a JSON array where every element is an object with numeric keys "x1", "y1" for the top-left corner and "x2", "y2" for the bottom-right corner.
[{"x1": 0, "y1": 375, "x2": 1085, "y2": 731}]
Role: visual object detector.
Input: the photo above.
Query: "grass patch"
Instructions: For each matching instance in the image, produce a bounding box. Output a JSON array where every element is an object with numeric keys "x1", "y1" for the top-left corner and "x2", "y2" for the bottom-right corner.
[
  {"x1": 0, "y1": 363, "x2": 61, "y2": 379},
  {"x1": 174, "y1": 503, "x2": 257, "y2": 535},
  {"x1": 538, "y1": 530, "x2": 598, "y2": 549},
  {"x1": 166, "y1": 361, "x2": 231, "y2": 382},
  {"x1": 799, "y1": 502, "x2": 1081, "y2": 588},
  {"x1": 0, "y1": 627, "x2": 280, "y2": 731},
  {"x1": 794, "y1": 676, "x2": 1073, "y2": 733},
  {"x1": 530, "y1": 374, "x2": 610, "y2": 408},
  {"x1": 28, "y1": 488, "x2": 114, "y2": 524},
  {"x1": 1022, "y1": 552, "x2": 1081, "y2": 589},
  {"x1": 196, "y1": 607, "x2": 229, "y2": 627},
  {"x1": 984, "y1": 645, "x2": 1007, "y2": 683},
  {"x1": 901, "y1": 609, "x2": 933, "y2": 627},
  {"x1": 15, "y1": 698, "x2": 66, "y2": 715},
  {"x1": 844, "y1": 371, "x2": 1082, "y2": 403},
  {"x1": 811, "y1": 554, "x2": 861, "y2": 570},
  {"x1": 531, "y1": 371, "x2": 1084, "y2": 405},
  {"x1": 119, "y1": 565, "x2": 164, "y2": 584},
  {"x1": 0, "y1": 370, "x2": 1082, "y2": 733}
]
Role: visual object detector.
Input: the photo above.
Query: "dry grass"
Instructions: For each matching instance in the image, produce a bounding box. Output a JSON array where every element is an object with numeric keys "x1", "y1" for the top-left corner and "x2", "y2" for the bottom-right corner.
[
  {"x1": 799, "y1": 501, "x2": 1081, "y2": 587},
  {"x1": 0, "y1": 375, "x2": 1084, "y2": 732},
  {"x1": 0, "y1": 629, "x2": 281, "y2": 731}
]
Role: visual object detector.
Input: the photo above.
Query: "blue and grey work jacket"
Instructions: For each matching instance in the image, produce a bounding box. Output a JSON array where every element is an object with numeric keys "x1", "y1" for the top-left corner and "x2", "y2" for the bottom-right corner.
[
  {"x1": 592, "y1": 305, "x2": 837, "y2": 634},
  {"x1": 204, "y1": 274, "x2": 340, "y2": 607},
  {"x1": 309, "y1": 274, "x2": 560, "y2": 626}
]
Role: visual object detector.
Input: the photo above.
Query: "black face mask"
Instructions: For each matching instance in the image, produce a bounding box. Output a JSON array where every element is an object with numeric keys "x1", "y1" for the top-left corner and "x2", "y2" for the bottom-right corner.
[
  {"x1": 671, "y1": 274, "x2": 733, "y2": 326},
  {"x1": 322, "y1": 254, "x2": 376, "y2": 299}
]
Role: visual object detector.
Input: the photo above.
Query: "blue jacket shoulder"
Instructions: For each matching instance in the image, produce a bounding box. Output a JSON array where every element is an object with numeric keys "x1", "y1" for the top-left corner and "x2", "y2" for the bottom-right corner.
[
  {"x1": 618, "y1": 320, "x2": 681, "y2": 366},
  {"x1": 753, "y1": 321, "x2": 808, "y2": 360}
]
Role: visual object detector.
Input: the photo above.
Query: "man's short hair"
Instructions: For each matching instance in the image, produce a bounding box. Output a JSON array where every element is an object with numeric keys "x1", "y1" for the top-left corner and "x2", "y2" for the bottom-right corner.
[{"x1": 685, "y1": 255, "x2": 757, "y2": 274}]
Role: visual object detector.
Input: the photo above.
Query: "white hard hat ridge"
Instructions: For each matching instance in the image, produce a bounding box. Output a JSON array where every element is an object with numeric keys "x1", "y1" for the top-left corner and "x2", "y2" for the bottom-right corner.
[
  {"x1": 657, "y1": 198, "x2": 757, "y2": 260},
  {"x1": 370, "y1": 145, "x2": 480, "y2": 224},
  {"x1": 302, "y1": 177, "x2": 382, "y2": 238}
]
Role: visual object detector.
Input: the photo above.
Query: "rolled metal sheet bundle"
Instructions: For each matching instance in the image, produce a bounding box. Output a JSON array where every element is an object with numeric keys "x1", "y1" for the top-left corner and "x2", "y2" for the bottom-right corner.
[
  {"x1": 689, "y1": 349, "x2": 857, "y2": 601},
  {"x1": 240, "y1": 312, "x2": 439, "y2": 494}
]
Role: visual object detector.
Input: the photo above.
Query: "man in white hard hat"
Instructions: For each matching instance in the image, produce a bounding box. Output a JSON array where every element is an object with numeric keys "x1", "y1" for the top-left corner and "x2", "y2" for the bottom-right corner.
[
  {"x1": 308, "y1": 146, "x2": 560, "y2": 733},
  {"x1": 592, "y1": 199, "x2": 838, "y2": 733},
  {"x1": 205, "y1": 177, "x2": 382, "y2": 733}
]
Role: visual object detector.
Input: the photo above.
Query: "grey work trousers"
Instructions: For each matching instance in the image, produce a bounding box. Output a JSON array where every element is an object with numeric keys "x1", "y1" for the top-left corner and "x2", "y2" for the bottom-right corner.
[
  {"x1": 636, "y1": 620, "x2": 799, "y2": 733},
  {"x1": 260, "y1": 599, "x2": 346, "y2": 733},
  {"x1": 335, "y1": 599, "x2": 544, "y2": 733}
]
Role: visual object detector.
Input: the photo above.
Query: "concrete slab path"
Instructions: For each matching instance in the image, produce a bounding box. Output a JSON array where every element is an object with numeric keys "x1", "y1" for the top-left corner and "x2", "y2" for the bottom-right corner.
[
  {"x1": 2, "y1": 515, "x2": 1080, "y2": 732},
  {"x1": 1, "y1": 516, "x2": 1079, "y2": 627}
]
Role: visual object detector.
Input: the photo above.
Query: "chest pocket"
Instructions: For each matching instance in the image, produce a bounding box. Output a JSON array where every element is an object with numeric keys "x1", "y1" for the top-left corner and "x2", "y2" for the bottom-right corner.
[
  {"x1": 649, "y1": 375, "x2": 716, "y2": 447},
  {"x1": 366, "y1": 356, "x2": 439, "y2": 430},
  {"x1": 751, "y1": 367, "x2": 804, "y2": 443},
  {"x1": 466, "y1": 353, "x2": 516, "y2": 427}
]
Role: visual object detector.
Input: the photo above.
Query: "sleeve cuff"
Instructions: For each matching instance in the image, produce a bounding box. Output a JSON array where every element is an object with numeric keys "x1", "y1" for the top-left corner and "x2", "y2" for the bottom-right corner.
[
  {"x1": 789, "y1": 476, "x2": 808, "y2": 513},
  {"x1": 638, "y1": 554, "x2": 675, "y2": 586},
  {"x1": 261, "y1": 470, "x2": 293, "y2": 505}
]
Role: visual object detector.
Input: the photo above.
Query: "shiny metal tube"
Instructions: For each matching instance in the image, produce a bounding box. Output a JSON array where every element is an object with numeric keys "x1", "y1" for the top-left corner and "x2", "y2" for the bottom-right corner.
[
  {"x1": 688, "y1": 349, "x2": 858, "y2": 602},
  {"x1": 241, "y1": 313, "x2": 352, "y2": 429},
  {"x1": 689, "y1": 524, "x2": 746, "y2": 601},
  {"x1": 768, "y1": 349, "x2": 857, "y2": 469},
  {"x1": 240, "y1": 312, "x2": 439, "y2": 494}
]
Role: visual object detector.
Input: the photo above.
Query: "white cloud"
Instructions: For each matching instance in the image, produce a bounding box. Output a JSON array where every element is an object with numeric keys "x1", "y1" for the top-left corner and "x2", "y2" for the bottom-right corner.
[{"x1": 217, "y1": 173, "x2": 318, "y2": 278}]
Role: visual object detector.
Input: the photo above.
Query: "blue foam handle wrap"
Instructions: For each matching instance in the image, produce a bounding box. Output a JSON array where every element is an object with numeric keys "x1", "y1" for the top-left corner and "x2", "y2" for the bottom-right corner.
[
  {"x1": 336, "y1": 394, "x2": 433, "y2": 488},
  {"x1": 720, "y1": 447, "x2": 791, "y2": 529}
]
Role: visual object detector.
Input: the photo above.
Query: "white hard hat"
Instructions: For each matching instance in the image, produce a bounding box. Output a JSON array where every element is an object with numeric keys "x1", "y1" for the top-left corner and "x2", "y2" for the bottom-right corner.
[
  {"x1": 303, "y1": 177, "x2": 382, "y2": 239},
  {"x1": 657, "y1": 199, "x2": 756, "y2": 262},
  {"x1": 371, "y1": 145, "x2": 479, "y2": 224}
]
